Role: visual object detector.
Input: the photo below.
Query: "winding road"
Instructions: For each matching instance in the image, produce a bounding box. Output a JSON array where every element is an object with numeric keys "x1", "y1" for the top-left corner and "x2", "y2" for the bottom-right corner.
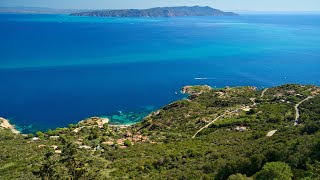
[
  {"x1": 192, "y1": 109, "x2": 240, "y2": 138},
  {"x1": 192, "y1": 95, "x2": 258, "y2": 138},
  {"x1": 261, "y1": 88, "x2": 269, "y2": 98},
  {"x1": 294, "y1": 96, "x2": 314, "y2": 125},
  {"x1": 191, "y1": 87, "x2": 318, "y2": 138}
]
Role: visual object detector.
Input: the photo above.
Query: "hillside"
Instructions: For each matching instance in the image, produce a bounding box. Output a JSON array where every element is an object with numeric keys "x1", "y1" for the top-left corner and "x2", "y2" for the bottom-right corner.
[
  {"x1": 71, "y1": 6, "x2": 238, "y2": 17},
  {"x1": 0, "y1": 84, "x2": 320, "y2": 179}
]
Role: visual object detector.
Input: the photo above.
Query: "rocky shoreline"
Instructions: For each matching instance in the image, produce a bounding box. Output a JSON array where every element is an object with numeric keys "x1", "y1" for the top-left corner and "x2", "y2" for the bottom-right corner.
[
  {"x1": 181, "y1": 85, "x2": 213, "y2": 95},
  {"x1": 0, "y1": 117, "x2": 20, "y2": 134},
  {"x1": 0, "y1": 115, "x2": 136, "y2": 135}
]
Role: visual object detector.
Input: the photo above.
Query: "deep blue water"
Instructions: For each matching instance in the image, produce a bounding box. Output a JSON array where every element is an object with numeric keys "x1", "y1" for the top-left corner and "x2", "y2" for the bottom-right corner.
[{"x1": 0, "y1": 14, "x2": 319, "y2": 133}]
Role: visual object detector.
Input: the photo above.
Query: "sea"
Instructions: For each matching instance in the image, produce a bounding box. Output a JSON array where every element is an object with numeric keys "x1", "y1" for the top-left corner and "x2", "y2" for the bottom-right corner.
[{"x1": 0, "y1": 13, "x2": 319, "y2": 133}]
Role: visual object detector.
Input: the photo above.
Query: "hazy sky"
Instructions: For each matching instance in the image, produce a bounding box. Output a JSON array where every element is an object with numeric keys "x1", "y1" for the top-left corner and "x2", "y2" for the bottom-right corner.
[{"x1": 1, "y1": 0, "x2": 320, "y2": 12}]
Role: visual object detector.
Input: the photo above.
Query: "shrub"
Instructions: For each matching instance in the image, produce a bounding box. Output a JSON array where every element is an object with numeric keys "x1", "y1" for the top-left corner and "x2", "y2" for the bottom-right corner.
[
  {"x1": 36, "y1": 131, "x2": 44, "y2": 139},
  {"x1": 254, "y1": 162, "x2": 293, "y2": 180},
  {"x1": 124, "y1": 140, "x2": 132, "y2": 147}
]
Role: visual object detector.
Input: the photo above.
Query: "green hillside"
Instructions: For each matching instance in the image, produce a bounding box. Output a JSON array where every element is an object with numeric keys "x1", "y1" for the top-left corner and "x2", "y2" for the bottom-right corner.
[{"x1": 1, "y1": 84, "x2": 320, "y2": 179}]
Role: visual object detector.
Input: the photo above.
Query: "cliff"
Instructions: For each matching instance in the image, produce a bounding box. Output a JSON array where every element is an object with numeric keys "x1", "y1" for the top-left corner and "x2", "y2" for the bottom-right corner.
[{"x1": 71, "y1": 6, "x2": 238, "y2": 17}]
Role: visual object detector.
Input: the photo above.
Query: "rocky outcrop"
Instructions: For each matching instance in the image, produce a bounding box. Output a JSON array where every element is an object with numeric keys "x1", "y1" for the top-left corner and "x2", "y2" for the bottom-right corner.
[
  {"x1": 181, "y1": 85, "x2": 213, "y2": 96},
  {"x1": 77, "y1": 117, "x2": 109, "y2": 127},
  {"x1": 71, "y1": 6, "x2": 238, "y2": 17},
  {"x1": 0, "y1": 117, "x2": 20, "y2": 134}
]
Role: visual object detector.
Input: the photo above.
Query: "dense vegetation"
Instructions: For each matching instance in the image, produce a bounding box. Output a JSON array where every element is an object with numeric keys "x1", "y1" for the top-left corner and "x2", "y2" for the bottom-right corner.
[{"x1": 0, "y1": 84, "x2": 319, "y2": 179}]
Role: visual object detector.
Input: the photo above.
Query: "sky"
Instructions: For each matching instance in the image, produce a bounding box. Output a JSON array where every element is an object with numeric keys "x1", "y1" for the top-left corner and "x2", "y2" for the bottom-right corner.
[{"x1": 0, "y1": 0, "x2": 320, "y2": 12}]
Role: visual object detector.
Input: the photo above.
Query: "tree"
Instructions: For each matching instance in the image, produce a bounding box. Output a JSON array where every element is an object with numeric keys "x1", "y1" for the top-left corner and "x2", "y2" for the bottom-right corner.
[
  {"x1": 250, "y1": 154, "x2": 266, "y2": 173},
  {"x1": 103, "y1": 123, "x2": 109, "y2": 130},
  {"x1": 47, "y1": 129, "x2": 54, "y2": 136},
  {"x1": 36, "y1": 131, "x2": 44, "y2": 139},
  {"x1": 60, "y1": 142, "x2": 86, "y2": 179},
  {"x1": 36, "y1": 142, "x2": 86, "y2": 179},
  {"x1": 68, "y1": 124, "x2": 76, "y2": 129},
  {"x1": 304, "y1": 161, "x2": 320, "y2": 179},
  {"x1": 27, "y1": 133, "x2": 34, "y2": 138},
  {"x1": 124, "y1": 140, "x2": 132, "y2": 147},
  {"x1": 228, "y1": 173, "x2": 253, "y2": 180},
  {"x1": 36, "y1": 151, "x2": 60, "y2": 179},
  {"x1": 254, "y1": 162, "x2": 293, "y2": 180}
]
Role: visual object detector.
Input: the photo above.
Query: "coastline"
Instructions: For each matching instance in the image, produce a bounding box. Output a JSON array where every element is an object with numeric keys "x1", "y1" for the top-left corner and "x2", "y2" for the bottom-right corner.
[
  {"x1": 0, "y1": 107, "x2": 151, "y2": 134},
  {"x1": 0, "y1": 117, "x2": 20, "y2": 134},
  {"x1": 1, "y1": 85, "x2": 319, "y2": 134},
  {"x1": 79, "y1": 116, "x2": 135, "y2": 128},
  {"x1": 0, "y1": 113, "x2": 141, "y2": 135},
  {"x1": 0, "y1": 86, "x2": 271, "y2": 134}
]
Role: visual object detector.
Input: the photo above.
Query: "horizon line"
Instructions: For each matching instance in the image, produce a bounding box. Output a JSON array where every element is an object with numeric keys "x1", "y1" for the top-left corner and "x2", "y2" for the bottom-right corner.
[{"x1": 0, "y1": 6, "x2": 320, "y2": 13}]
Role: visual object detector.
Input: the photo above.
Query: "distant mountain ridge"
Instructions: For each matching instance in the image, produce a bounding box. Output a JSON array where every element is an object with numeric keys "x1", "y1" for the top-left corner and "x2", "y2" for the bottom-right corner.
[
  {"x1": 71, "y1": 6, "x2": 238, "y2": 17},
  {"x1": 0, "y1": 6, "x2": 88, "y2": 14}
]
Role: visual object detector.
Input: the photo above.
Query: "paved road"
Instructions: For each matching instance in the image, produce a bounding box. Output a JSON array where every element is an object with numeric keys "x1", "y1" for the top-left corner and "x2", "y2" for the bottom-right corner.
[
  {"x1": 266, "y1": 130, "x2": 277, "y2": 137},
  {"x1": 294, "y1": 96, "x2": 314, "y2": 125}
]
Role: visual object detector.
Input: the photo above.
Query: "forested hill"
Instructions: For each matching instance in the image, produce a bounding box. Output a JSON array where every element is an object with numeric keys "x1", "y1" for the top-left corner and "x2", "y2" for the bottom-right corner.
[
  {"x1": 1, "y1": 84, "x2": 320, "y2": 179},
  {"x1": 71, "y1": 6, "x2": 238, "y2": 17}
]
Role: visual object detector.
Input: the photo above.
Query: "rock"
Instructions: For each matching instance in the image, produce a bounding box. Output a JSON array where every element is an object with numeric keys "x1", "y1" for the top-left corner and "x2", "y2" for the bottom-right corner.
[
  {"x1": 94, "y1": 145, "x2": 102, "y2": 151},
  {"x1": 311, "y1": 88, "x2": 320, "y2": 95},
  {"x1": 0, "y1": 117, "x2": 20, "y2": 134},
  {"x1": 181, "y1": 86, "x2": 193, "y2": 94},
  {"x1": 75, "y1": 141, "x2": 82, "y2": 145},
  {"x1": 79, "y1": 145, "x2": 91, "y2": 149},
  {"x1": 77, "y1": 117, "x2": 110, "y2": 127},
  {"x1": 235, "y1": 126, "x2": 247, "y2": 132},
  {"x1": 51, "y1": 145, "x2": 58, "y2": 150},
  {"x1": 119, "y1": 145, "x2": 127, "y2": 149},
  {"x1": 38, "y1": 144, "x2": 46, "y2": 148},
  {"x1": 55, "y1": 150, "x2": 62, "y2": 154},
  {"x1": 32, "y1": 137, "x2": 40, "y2": 141},
  {"x1": 125, "y1": 131, "x2": 132, "y2": 137},
  {"x1": 102, "y1": 141, "x2": 114, "y2": 146},
  {"x1": 181, "y1": 85, "x2": 213, "y2": 96},
  {"x1": 73, "y1": 128, "x2": 80, "y2": 133},
  {"x1": 117, "y1": 139, "x2": 124, "y2": 145},
  {"x1": 134, "y1": 135, "x2": 143, "y2": 139},
  {"x1": 100, "y1": 118, "x2": 109, "y2": 125}
]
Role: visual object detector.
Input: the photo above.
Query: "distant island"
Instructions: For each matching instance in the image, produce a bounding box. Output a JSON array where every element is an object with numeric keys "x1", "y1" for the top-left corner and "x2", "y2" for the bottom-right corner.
[
  {"x1": 71, "y1": 6, "x2": 238, "y2": 17},
  {"x1": 0, "y1": 7, "x2": 88, "y2": 14}
]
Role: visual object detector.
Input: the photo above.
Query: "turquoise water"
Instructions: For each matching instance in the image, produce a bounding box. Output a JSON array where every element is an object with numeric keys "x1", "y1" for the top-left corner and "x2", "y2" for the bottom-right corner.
[{"x1": 0, "y1": 14, "x2": 319, "y2": 133}]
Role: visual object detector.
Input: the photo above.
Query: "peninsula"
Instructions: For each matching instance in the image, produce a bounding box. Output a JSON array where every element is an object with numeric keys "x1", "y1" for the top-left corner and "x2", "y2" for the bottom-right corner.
[{"x1": 71, "y1": 6, "x2": 238, "y2": 17}]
